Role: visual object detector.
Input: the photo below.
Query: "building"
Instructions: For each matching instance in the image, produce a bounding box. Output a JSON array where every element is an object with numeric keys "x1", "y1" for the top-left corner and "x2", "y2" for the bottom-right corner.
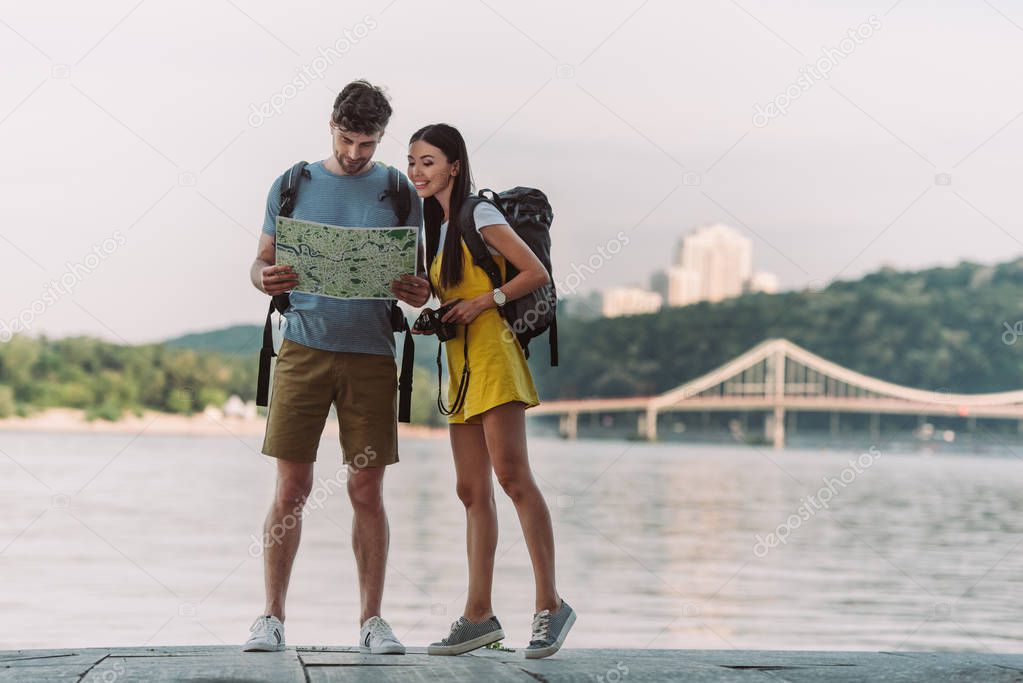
[
  {"x1": 601, "y1": 287, "x2": 663, "y2": 318},
  {"x1": 745, "y1": 271, "x2": 779, "y2": 294},
  {"x1": 582, "y1": 223, "x2": 780, "y2": 320},
  {"x1": 666, "y1": 266, "x2": 701, "y2": 307},
  {"x1": 666, "y1": 223, "x2": 778, "y2": 306},
  {"x1": 668, "y1": 223, "x2": 752, "y2": 305}
]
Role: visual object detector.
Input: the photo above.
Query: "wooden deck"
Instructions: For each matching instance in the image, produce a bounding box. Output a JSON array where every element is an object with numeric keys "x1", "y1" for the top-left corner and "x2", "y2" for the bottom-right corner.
[{"x1": 3, "y1": 645, "x2": 1023, "y2": 682}]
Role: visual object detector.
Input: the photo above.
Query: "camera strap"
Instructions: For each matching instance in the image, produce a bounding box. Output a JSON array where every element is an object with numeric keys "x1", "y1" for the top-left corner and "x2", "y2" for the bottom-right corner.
[{"x1": 437, "y1": 326, "x2": 470, "y2": 416}]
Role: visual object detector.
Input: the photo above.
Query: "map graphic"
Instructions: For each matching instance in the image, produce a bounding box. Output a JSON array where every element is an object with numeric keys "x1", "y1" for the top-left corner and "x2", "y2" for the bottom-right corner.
[{"x1": 275, "y1": 217, "x2": 418, "y2": 299}]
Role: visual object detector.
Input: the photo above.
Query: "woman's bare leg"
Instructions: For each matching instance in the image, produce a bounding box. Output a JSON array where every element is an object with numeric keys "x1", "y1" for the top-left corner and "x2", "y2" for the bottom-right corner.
[
  {"x1": 481, "y1": 402, "x2": 560, "y2": 614},
  {"x1": 450, "y1": 423, "x2": 499, "y2": 621}
]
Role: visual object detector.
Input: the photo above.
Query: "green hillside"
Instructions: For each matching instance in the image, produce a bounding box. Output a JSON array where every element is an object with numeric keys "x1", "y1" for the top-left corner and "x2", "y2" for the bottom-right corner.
[
  {"x1": 2, "y1": 257, "x2": 1019, "y2": 424},
  {"x1": 528, "y1": 259, "x2": 1023, "y2": 399},
  {"x1": 165, "y1": 323, "x2": 442, "y2": 368},
  {"x1": 0, "y1": 335, "x2": 258, "y2": 421},
  {"x1": 165, "y1": 324, "x2": 265, "y2": 355}
]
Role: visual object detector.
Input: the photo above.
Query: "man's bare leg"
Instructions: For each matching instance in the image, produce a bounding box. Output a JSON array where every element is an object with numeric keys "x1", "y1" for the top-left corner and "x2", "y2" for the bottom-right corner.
[
  {"x1": 263, "y1": 459, "x2": 315, "y2": 622},
  {"x1": 348, "y1": 464, "x2": 389, "y2": 625}
]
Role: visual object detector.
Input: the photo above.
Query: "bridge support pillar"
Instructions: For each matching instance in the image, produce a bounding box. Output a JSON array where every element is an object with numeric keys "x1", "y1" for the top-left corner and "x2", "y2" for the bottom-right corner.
[
  {"x1": 830, "y1": 412, "x2": 839, "y2": 438},
  {"x1": 559, "y1": 412, "x2": 578, "y2": 440},
  {"x1": 639, "y1": 405, "x2": 658, "y2": 441},
  {"x1": 767, "y1": 406, "x2": 785, "y2": 449}
]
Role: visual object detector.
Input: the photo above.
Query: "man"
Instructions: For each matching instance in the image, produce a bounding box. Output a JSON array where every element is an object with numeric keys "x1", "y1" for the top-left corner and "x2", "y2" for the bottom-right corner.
[{"x1": 242, "y1": 80, "x2": 430, "y2": 654}]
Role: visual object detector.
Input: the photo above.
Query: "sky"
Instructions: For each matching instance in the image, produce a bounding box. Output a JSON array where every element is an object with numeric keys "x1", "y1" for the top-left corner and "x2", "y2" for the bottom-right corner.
[{"x1": 1, "y1": 0, "x2": 1022, "y2": 344}]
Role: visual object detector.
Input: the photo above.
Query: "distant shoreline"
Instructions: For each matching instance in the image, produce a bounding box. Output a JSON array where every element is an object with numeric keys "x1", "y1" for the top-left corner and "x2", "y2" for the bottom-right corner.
[{"x1": 0, "y1": 408, "x2": 447, "y2": 439}]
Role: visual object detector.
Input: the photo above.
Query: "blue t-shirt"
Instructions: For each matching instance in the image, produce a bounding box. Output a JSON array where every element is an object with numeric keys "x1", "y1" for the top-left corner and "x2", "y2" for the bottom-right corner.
[{"x1": 262, "y1": 161, "x2": 423, "y2": 356}]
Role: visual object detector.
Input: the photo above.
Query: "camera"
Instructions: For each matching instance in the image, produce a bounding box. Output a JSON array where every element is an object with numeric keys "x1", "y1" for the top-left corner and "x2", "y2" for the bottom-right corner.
[{"x1": 413, "y1": 300, "x2": 460, "y2": 341}]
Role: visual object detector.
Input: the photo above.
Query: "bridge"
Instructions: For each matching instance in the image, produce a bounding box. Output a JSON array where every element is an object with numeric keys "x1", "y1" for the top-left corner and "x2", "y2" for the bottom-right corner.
[{"x1": 529, "y1": 338, "x2": 1023, "y2": 447}]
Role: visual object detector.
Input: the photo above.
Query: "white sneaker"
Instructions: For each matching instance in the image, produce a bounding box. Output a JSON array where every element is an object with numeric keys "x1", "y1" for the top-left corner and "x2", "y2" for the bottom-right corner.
[
  {"x1": 359, "y1": 616, "x2": 406, "y2": 655},
  {"x1": 243, "y1": 614, "x2": 285, "y2": 652}
]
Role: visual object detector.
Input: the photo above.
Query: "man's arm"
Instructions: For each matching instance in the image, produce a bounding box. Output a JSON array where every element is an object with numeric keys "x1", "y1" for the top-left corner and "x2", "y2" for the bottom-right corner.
[{"x1": 251, "y1": 233, "x2": 297, "y2": 295}]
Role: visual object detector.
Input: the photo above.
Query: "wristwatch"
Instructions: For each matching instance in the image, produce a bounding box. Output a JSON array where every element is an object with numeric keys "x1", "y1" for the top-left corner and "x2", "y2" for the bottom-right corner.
[{"x1": 492, "y1": 287, "x2": 507, "y2": 307}]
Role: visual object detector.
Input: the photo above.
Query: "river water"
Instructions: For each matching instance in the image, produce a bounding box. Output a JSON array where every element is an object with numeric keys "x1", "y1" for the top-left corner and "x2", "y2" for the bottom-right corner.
[{"x1": 1, "y1": 431, "x2": 1021, "y2": 652}]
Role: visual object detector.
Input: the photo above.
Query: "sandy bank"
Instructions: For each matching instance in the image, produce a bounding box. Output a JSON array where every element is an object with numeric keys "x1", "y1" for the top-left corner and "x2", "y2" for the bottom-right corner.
[{"x1": 0, "y1": 408, "x2": 446, "y2": 439}]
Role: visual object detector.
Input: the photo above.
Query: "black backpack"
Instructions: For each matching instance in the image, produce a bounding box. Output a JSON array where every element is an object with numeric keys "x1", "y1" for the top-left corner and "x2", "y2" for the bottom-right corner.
[
  {"x1": 455, "y1": 187, "x2": 558, "y2": 366},
  {"x1": 256, "y1": 161, "x2": 421, "y2": 423}
]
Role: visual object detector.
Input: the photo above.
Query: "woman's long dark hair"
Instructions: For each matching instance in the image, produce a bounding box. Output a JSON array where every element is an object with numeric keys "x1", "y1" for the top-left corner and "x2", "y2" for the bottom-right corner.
[{"x1": 409, "y1": 124, "x2": 473, "y2": 289}]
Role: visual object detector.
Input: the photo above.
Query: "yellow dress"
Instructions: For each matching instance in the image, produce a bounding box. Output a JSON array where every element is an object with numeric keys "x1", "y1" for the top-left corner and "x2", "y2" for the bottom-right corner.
[{"x1": 429, "y1": 240, "x2": 540, "y2": 424}]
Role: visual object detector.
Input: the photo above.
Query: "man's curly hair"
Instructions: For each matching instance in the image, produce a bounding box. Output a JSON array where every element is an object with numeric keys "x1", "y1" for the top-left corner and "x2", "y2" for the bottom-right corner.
[{"x1": 331, "y1": 80, "x2": 392, "y2": 135}]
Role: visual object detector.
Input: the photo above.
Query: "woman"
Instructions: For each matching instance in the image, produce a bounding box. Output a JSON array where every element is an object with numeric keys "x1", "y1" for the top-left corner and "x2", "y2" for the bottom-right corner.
[{"x1": 407, "y1": 123, "x2": 575, "y2": 659}]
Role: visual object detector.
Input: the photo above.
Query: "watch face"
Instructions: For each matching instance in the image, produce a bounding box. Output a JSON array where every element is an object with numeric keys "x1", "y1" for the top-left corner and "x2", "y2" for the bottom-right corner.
[{"x1": 494, "y1": 289, "x2": 506, "y2": 305}]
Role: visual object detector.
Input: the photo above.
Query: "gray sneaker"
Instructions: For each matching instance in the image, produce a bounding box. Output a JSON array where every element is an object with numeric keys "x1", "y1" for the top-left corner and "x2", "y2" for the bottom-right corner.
[
  {"x1": 428, "y1": 616, "x2": 505, "y2": 656},
  {"x1": 525, "y1": 600, "x2": 576, "y2": 659}
]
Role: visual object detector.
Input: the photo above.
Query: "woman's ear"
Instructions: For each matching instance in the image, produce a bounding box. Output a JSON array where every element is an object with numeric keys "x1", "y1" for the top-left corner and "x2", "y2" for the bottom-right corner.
[{"x1": 451, "y1": 160, "x2": 460, "y2": 177}]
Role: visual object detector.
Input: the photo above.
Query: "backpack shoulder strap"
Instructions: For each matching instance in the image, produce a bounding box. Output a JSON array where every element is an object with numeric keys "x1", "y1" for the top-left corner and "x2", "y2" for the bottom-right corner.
[
  {"x1": 256, "y1": 300, "x2": 277, "y2": 407},
  {"x1": 382, "y1": 165, "x2": 416, "y2": 423},
  {"x1": 278, "y1": 161, "x2": 309, "y2": 218},
  {"x1": 260, "y1": 161, "x2": 307, "y2": 406},
  {"x1": 548, "y1": 314, "x2": 559, "y2": 366},
  {"x1": 392, "y1": 166, "x2": 412, "y2": 225},
  {"x1": 395, "y1": 311, "x2": 414, "y2": 423},
  {"x1": 457, "y1": 195, "x2": 503, "y2": 290},
  {"x1": 390, "y1": 166, "x2": 423, "y2": 274},
  {"x1": 379, "y1": 165, "x2": 412, "y2": 226}
]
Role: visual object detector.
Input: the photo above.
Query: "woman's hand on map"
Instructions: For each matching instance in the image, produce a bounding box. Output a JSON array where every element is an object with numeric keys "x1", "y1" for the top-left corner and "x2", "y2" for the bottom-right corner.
[
  {"x1": 261, "y1": 264, "x2": 298, "y2": 295},
  {"x1": 391, "y1": 274, "x2": 431, "y2": 307}
]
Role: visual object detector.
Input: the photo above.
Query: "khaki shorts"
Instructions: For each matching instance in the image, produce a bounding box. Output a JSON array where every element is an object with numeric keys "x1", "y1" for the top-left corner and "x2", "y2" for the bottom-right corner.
[{"x1": 261, "y1": 339, "x2": 398, "y2": 466}]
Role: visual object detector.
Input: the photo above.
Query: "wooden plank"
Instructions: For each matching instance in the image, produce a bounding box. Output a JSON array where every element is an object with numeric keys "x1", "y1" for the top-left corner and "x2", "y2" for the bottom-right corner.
[
  {"x1": 300, "y1": 646, "x2": 532, "y2": 682},
  {"x1": 3, "y1": 646, "x2": 1023, "y2": 682},
  {"x1": 0, "y1": 651, "x2": 108, "y2": 683},
  {"x1": 90, "y1": 651, "x2": 306, "y2": 683}
]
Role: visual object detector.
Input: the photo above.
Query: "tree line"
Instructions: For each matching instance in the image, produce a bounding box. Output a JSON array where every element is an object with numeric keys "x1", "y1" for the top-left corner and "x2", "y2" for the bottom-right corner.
[{"x1": 2, "y1": 258, "x2": 1020, "y2": 423}]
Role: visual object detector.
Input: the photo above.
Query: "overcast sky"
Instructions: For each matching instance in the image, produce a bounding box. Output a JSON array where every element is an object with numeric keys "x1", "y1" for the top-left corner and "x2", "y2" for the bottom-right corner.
[{"x1": 2, "y1": 0, "x2": 1021, "y2": 344}]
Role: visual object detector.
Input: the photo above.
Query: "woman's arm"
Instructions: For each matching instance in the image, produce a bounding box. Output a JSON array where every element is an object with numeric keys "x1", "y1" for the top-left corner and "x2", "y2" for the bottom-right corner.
[
  {"x1": 480, "y1": 223, "x2": 550, "y2": 298},
  {"x1": 441, "y1": 222, "x2": 551, "y2": 325}
]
